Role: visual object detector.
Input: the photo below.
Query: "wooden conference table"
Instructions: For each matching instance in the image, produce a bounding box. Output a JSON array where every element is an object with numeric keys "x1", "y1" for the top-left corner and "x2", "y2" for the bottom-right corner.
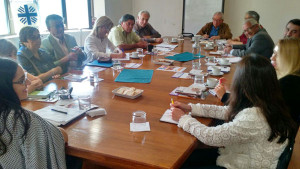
[{"x1": 22, "y1": 38, "x2": 236, "y2": 169}]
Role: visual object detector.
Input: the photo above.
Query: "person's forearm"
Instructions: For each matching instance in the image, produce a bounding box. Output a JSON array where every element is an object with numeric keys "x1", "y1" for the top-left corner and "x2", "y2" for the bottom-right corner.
[
  {"x1": 54, "y1": 55, "x2": 69, "y2": 66},
  {"x1": 37, "y1": 67, "x2": 61, "y2": 82}
]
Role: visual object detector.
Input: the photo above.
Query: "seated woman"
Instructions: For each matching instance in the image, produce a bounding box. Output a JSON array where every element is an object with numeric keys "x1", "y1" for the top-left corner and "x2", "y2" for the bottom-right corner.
[
  {"x1": 171, "y1": 54, "x2": 297, "y2": 169},
  {"x1": 271, "y1": 38, "x2": 300, "y2": 124},
  {"x1": 216, "y1": 38, "x2": 300, "y2": 125},
  {"x1": 84, "y1": 16, "x2": 125, "y2": 63},
  {"x1": 17, "y1": 26, "x2": 62, "y2": 82},
  {"x1": 0, "y1": 39, "x2": 43, "y2": 93},
  {"x1": 0, "y1": 58, "x2": 67, "y2": 168}
]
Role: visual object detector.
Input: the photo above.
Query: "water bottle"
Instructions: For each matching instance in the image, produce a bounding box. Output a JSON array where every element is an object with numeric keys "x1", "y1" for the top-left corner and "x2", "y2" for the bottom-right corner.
[{"x1": 192, "y1": 43, "x2": 201, "y2": 69}]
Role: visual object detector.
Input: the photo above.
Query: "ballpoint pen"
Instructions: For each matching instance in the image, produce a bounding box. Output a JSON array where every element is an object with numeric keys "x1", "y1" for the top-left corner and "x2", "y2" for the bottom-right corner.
[{"x1": 51, "y1": 108, "x2": 68, "y2": 114}]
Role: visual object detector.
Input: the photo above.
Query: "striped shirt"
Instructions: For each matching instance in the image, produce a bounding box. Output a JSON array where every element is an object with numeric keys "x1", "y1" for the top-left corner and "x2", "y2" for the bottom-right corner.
[{"x1": 0, "y1": 109, "x2": 66, "y2": 169}]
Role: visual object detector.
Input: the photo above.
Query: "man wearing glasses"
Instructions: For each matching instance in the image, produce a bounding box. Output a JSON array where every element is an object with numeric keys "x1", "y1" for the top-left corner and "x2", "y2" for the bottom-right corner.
[
  {"x1": 196, "y1": 12, "x2": 232, "y2": 40},
  {"x1": 224, "y1": 18, "x2": 274, "y2": 58},
  {"x1": 41, "y1": 14, "x2": 87, "y2": 73}
]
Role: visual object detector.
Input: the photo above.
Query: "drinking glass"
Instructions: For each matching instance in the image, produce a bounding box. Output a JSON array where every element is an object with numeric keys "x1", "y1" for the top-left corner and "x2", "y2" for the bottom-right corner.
[
  {"x1": 194, "y1": 74, "x2": 205, "y2": 84},
  {"x1": 132, "y1": 111, "x2": 146, "y2": 123},
  {"x1": 112, "y1": 60, "x2": 122, "y2": 70},
  {"x1": 78, "y1": 95, "x2": 91, "y2": 110},
  {"x1": 136, "y1": 48, "x2": 143, "y2": 56}
]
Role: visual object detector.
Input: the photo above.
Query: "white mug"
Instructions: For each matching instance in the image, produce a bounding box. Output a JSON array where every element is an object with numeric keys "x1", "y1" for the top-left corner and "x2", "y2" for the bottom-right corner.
[
  {"x1": 206, "y1": 43, "x2": 213, "y2": 48},
  {"x1": 207, "y1": 78, "x2": 218, "y2": 87},
  {"x1": 132, "y1": 52, "x2": 138, "y2": 58},
  {"x1": 219, "y1": 58, "x2": 229, "y2": 65},
  {"x1": 212, "y1": 66, "x2": 221, "y2": 75}
]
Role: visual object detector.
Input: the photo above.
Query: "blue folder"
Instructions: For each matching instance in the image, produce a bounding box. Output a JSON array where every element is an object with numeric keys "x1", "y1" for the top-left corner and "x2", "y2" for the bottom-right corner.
[
  {"x1": 87, "y1": 60, "x2": 113, "y2": 67},
  {"x1": 115, "y1": 69, "x2": 154, "y2": 83},
  {"x1": 165, "y1": 52, "x2": 205, "y2": 62}
]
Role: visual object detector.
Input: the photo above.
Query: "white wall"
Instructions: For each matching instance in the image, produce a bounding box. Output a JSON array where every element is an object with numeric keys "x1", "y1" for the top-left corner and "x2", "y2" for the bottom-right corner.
[
  {"x1": 104, "y1": 0, "x2": 133, "y2": 26},
  {"x1": 132, "y1": 0, "x2": 183, "y2": 36},
  {"x1": 93, "y1": 0, "x2": 105, "y2": 19},
  {"x1": 99, "y1": 0, "x2": 300, "y2": 42},
  {"x1": 224, "y1": 0, "x2": 300, "y2": 43}
]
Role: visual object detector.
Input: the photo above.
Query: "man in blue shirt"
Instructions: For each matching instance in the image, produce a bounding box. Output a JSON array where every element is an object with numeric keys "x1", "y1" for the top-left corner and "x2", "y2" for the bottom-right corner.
[{"x1": 196, "y1": 12, "x2": 232, "y2": 40}]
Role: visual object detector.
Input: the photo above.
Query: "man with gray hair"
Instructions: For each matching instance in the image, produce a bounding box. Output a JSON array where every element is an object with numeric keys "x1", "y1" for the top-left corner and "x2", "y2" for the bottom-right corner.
[
  {"x1": 196, "y1": 12, "x2": 232, "y2": 40},
  {"x1": 133, "y1": 10, "x2": 163, "y2": 43},
  {"x1": 229, "y1": 11, "x2": 265, "y2": 44},
  {"x1": 108, "y1": 14, "x2": 147, "y2": 50},
  {"x1": 224, "y1": 18, "x2": 274, "y2": 58}
]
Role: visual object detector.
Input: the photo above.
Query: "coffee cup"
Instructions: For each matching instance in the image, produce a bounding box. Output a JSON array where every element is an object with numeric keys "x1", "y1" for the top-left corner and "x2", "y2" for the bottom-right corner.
[
  {"x1": 132, "y1": 52, "x2": 138, "y2": 58},
  {"x1": 212, "y1": 66, "x2": 221, "y2": 75},
  {"x1": 219, "y1": 58, "x2": 229, "y2": 65},
  {"x1": 171, "y1": 38, "x2": 177, "y2": 42},
  {"x1": 206, "y1": 43, "x2": 213, "y2": 48},
  {"x1": 207, "y1": 78, "x2": 218, "y2": 87},
  {"x1": 194, "y1": 35, "x2": 202, "y2": 42}
]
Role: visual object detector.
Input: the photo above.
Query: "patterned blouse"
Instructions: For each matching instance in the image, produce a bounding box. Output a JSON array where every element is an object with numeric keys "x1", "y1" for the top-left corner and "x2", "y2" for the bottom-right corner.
[
  {"x1": 178, "y1": 104, "x2": 287, "y2": 169},
  {"x1": 0, "y1": 109, "x2": 66, "y2": 169},
  {"x1": 17, "y1": 46, "x2": 56, "y2": 76}
]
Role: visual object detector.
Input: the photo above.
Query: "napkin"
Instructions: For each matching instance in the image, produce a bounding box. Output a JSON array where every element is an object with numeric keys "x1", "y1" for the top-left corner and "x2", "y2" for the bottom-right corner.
[
  {"x1": 130, "y1": 122, "x2": 150, "y2": 132},
  {"x1": 86, "y1": 108, "x2": 107, "y2": 117}
]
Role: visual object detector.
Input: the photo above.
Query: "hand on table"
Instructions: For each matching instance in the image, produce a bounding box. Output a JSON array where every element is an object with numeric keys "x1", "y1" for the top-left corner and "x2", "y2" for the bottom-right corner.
[
  {"x1": 155, "y1": 38, "x2": 163, "y2": 43},
  {"x1": 170, "y1": 101, "x2": 192, "y2": 113},
  {"x1": 171, "y1": 108, "x2": 185, "y2": 122},
  {"x1": 137, "y1": 41, "x2": 148, "y2": 48},
  {"x1": 214, "y1": 77, "x2": 226, "y2": 100},
  {"x1": 210, "y1": 36, "x2": 220, "y2": 40},
  {"x1": 224, "y1": 44, "x2": 233, "y2": 54},
  {"x1": 202, "y1": 34, "x2": 209, "y2": 39}
]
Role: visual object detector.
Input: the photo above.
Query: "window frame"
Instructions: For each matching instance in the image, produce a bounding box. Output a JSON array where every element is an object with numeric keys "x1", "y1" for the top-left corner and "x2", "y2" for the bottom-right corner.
[{"x1": 0, "y1": 0, "x2": 92, "y2": 37}]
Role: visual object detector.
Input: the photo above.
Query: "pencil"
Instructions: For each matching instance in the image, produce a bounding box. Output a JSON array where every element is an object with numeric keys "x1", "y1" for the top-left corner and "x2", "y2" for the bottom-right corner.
[{"x1": 171, "y1": 98, "x2": 174, "y2": 104}]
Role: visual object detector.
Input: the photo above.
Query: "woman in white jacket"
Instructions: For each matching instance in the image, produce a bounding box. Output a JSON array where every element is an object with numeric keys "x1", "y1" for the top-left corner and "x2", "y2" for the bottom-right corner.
[
  {"x1": 171, "y1": 54, "x2": 297, "y2": 169},
  {"x1": 84, "y1": 16, "x2": 125, "y2": 63}
]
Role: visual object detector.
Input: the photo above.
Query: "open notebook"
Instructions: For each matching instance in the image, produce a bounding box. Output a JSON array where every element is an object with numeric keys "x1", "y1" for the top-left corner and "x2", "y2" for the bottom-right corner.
[{"x1": 34, "y1": 100, "x2": 98, "y2": 126}]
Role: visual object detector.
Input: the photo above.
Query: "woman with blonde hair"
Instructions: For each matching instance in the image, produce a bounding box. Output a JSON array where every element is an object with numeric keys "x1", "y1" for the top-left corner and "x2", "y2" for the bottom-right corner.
[
  {"x1": 84, "y1": 16, "x2": 125, "y2": 63},
  {"x1": 271, "y1": 38, "x2": 300, "y2": 124}
]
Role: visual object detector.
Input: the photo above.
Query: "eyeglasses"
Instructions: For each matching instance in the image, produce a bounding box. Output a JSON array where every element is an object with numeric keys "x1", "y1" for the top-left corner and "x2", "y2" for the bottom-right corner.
[
  {"x1": 243, "y1": 24, "x2": 258, "y2": 33},
  {"x1": 12, "y1": 72, "x2": 28, "y2": 85}
]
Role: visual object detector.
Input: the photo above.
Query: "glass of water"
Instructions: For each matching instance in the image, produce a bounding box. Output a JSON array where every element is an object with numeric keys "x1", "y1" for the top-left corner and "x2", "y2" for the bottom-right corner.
[
  {"x1": 136, "y1": 48, "x2": 143, "y2": 57},
  {"x1": 112, "y1": 60, "x2": 123, "y2": 70},
  {"x1": 194, "y1": 74, "x2": 205, "y2": 84},
  {"x1": 78, "y1": 95, "x2": 91, "y2": 110}
]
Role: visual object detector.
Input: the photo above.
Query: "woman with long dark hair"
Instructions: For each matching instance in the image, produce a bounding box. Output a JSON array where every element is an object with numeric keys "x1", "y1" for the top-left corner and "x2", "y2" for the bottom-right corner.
[
  {"x1": 171, "y1": 54, "x2": 297, "y2": 169},
  {"x1": 0, "y1": 58, "x2": 66, "y2": 168}
]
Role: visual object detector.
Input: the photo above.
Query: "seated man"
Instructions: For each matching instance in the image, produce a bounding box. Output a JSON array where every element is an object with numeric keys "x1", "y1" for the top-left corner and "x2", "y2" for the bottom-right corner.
[
  {"x1": 133, "y1": 10, "x2": 163, "y2": 43},
  {"x1": 196, "y1": 12, "x2": 232, "y2": 40},
  {"x1": 229, "y1": 11, "x2": 264, "y2": 44},
  {"x1": 284, "y1": 19, "x2": 300, "y2": 38},
  {"x1": 108, "y1": 14, "x2": 148, "y2": 50},
  {"x1": 224, "y1": 18, "x2": 274, "y2": 58},
  {"x1": 41, "y1": 14, "x2": 86, "y2": 73}
]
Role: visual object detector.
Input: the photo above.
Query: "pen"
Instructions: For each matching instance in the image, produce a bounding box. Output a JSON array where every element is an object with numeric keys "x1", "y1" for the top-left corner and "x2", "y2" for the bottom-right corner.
[
  {"x1": 171, "y1": 98, "x2": 174, "y2": 104},
  {"x1": 51, "y1": 108, "x2": 68, "y2": 114}
]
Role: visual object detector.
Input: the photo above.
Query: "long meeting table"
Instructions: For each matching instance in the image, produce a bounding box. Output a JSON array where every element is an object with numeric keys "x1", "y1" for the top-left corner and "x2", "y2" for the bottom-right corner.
[{"x1": 22, "y1": 38, "x2": 236, "y2": 169}]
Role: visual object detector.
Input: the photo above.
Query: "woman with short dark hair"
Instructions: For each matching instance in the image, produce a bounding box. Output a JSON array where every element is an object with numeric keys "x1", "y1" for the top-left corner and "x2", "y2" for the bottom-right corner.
[
  {"x1": 0, "y1": 39, "x2": 43, "y2": 93},
  {"x1": 171, "y1": 54, "x2": 297, "y2": 169},
  {"x1": 17, "y1": 26, "x2": 62, "y2": 82},
  {"x1": 0, "y1": 58, "x2": 67, "y2": 168}
]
